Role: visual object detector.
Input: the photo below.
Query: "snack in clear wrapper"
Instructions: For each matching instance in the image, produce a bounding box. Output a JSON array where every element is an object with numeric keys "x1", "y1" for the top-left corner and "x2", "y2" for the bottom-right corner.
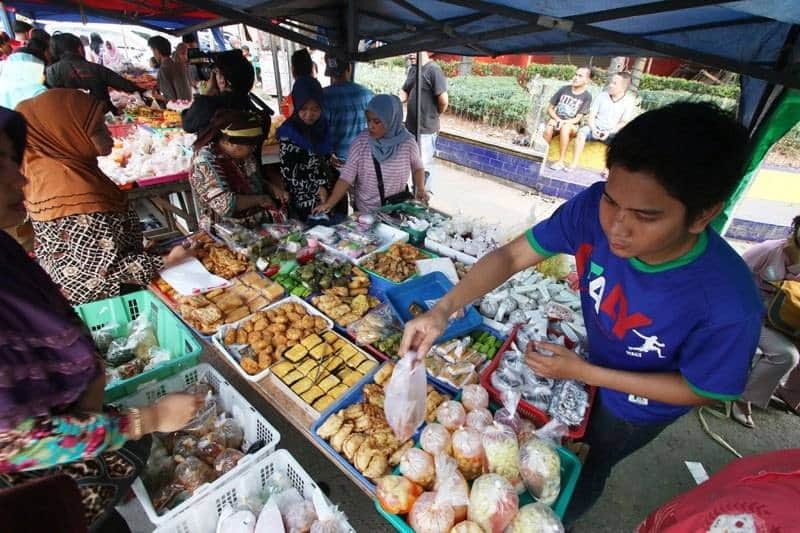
[
  {"x1": 173, "y1": 434, "x2": 199, "y2": 459},
  {"x1": 518, "y1": 420, "x2": 566, "y2": 505},
  {"x1": 91, "y1": 322, "x2": 118, "y2": 353},
  {"x1": 503, "y1": 502, "x2": 564, "y2": 533},
  {"x1": 461, "y1": 384, "x2": 489, "y2": 412},
  {"x1": 450, "y1": 521, "x2": 484, "y2": 533},
  {"x1": 482, "y1": 423, "x2": 523, "y2": 494},
  {"x1": 433, "y1": 454, "x2": 469, "y2": 523},
  {"x1": 105, "y1": 337, "x2": 136, "y2": 367},
  {"x1": 141, "y1": 436, "x2": 175, "y2": 493},
  {"x1": 196, "y1": 432, "x2": 226, "y2": 465},
  {"x1": 217, "y1": 416, "x2": 244, "y2": 449},
  {"x1": 376, "y1": 475, "x2": 423, "y2": 515},
  {"x1": 284, "y1": 500, "x2": 317, "y2": 533},
  {"x1": 465, "y1": 408, "x2": 493, "y2": 432},
  {"x1": 436, "y1": 401, "x2": 466, "y2": 431},
  {"x1": 467, "y1": 474, "x2": 519, "y2": 533},
  {"x1": 452, "y1": 427, "x2": 484, "y2": 480},
  {"x1": 420, "y1": 423, "x2": 452, "y2": 456},
  {"x1": 183, "y1": 391, "x2": 219, "y2": 436},
  {"x1": 214, "y1": 448, "x2": 244, "y2": 474},
  {"x1": 115, "y1": 357, "x2": 147, "y2": 379},
  {"x1": 400, "y1": 448, "x2": 436, "y2": 490},
  {"x1": 174, "y1": 455, "x2": 215, "y2": 493},
  {"x1": 408, "y1": 492, "x2": 455, "y2": 533},
  {"x1": 517, "y1": 419, "x2": 537, "y2": 444},
  {"x1": 127, "y1": 311, "x2": 159, "y2": 359},
  {"x1": 493, "y1": 390, "x2": 522, "y2": 435},
  {"x1": 549, "y1": 380, "x2": 589, "y2": 427}
]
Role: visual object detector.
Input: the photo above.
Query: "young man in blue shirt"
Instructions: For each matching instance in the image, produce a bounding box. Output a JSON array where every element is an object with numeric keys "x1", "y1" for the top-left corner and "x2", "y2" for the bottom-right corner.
[{"x1": 401, "y1": 102, "x2": 763, "y2": 525}]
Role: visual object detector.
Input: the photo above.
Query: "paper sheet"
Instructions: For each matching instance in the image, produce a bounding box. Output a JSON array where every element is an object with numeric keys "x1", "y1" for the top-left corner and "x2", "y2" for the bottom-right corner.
[{"x1": 160, "y1": 257, "x2": 231, "y2": 296}]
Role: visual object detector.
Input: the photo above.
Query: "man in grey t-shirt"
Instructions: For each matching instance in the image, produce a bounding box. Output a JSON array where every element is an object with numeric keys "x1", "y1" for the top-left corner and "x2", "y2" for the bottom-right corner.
[{"x1": 544, "y1": 66, "x2": 593, "y2": 171}]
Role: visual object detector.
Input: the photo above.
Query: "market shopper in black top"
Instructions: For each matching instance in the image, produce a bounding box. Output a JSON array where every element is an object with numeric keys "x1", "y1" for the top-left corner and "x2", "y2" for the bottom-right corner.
[
  {"x1": 181, "y1": 50, "x2": 254, "y2": 133},
  {"x1": 46, "y1": 33, "x2": 143, "y2": 113}
]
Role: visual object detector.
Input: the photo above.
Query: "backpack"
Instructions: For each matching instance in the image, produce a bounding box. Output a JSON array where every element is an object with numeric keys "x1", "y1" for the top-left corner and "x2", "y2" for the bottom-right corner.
[{"x1": 767, "y1": 280, "x2": 800, "y2": 337}]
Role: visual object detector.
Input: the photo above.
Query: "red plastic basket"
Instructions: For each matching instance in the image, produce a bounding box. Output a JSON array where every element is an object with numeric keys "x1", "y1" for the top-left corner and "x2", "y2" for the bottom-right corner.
[
  {"x1": 107, "y1": 123, "x2": 136, "y2": 138},
  {"x1": 480, "y1": 325, "x2": 596, "y2": 441}
]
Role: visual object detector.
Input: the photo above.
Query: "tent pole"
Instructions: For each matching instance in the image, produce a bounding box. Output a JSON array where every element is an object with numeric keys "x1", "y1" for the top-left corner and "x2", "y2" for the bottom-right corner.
[
  {"x1": 416, "y1": 51, "x2": 422, "y2": 148},
  {"x1": 270, "y1": 33, "x2": 283, "y2": 101},
  {"x1": 0, "y1": 2, "x2": 14, "y2": 37}
]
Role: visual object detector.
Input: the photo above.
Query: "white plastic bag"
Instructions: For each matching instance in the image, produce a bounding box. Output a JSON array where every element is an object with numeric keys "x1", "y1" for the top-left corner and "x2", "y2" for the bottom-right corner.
[
  {"x1": 493, "y1": 390, "x2": 522, "y2": 435},
  {"x1": 503, "y1": 502, "x2": 564, "y2": 533},
  {"x1": 420, "y1": 423, "x2": 452, "y2": 456},
  {"x1": 461, "y1": 384, "x2": 489, "y2": 412},
  {"x1": 436, "y1": 401, "x2": 466, "y2": 431},
  {"x1": 433, "y1": 454, "x2": 469, "y2": 522},
  {"x1": 309, "y1": 489, "x2": 350, "y2": 533},
  {"x1": 385, "y1": 351, "x2": 427, "y2": 442},
  {"x1": 467, "y1": 474, "x2": 519, "y2": 533},
  {"x1": 400, "y1": 448, "x2": 436, "y2": 490},
  {"x1": 518, "y1": 420, "x2": 566, "y2": 506}
]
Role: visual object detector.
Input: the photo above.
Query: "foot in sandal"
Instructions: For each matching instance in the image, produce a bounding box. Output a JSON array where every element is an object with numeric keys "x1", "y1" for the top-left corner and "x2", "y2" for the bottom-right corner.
[{"x1": 732, "y1": 400, "x2": 755, "y2": 428}]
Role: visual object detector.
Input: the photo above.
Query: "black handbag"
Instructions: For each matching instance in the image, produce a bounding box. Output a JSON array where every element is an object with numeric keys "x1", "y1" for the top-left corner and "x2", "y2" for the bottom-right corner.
[{"x1": 372, "y1": 155, "x2": 413, "y2": 206}]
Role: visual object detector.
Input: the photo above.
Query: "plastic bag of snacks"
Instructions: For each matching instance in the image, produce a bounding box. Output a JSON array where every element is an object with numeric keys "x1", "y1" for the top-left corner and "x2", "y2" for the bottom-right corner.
[
  {"x1": 400, "y1": 448, "x2": 436, "y2": 490},
  {"x1": 518, "y1": 420, "x2": 566, "y2": 506},
  {"x1": 215, "y1": 416, "x2": 245, "y2": 450},
  {"x1": 433, "y1": 454, "x2": 469, "y2": 522},
  {"x1": 460, "y1": 384, "x2": 489, "y2": 412},
  {"x1": 309, "y1": 488, "x2": 350, "y2": 533},
  {"x1": 174, "y1": 456, "x2": 215, "y2": 493},
  {"x1": 452, "y1": 427, "x2": 484, "y2": 481},
  {"x1": 420, "y1": 423, "x2": 452, "y2": 456},
  {"x1": 467, "y1": 474, "x2": 519, "y2": 533},
  {"x1": 214, "y1": 448, "x2": 244, "y2": 475},
  {"x1": 465, "y1": 408, "x2": 493, "y2": 432},
  {"x1": 482, "y1": 423, "x2": 523, "y2": 493},
  {"x1": 284, "y1": 500, "x2": 317, "y2": 533},
  {"x1": 493, "y1": 390, "x2": 522, "y2": 436},
  {"x1": 385, "y1": 352, "x2": 427, "y2": 441},
  {"x1": 377, "y1": 475, "x2": 424, "y2": 515},
  {"x1": 504, "y1": 502, "x2": 564, "y2": 533},
  {"x1": 408, "y1": 492, "x2": 455, "y2": 533},
  {"x1": 450, "y1": 522, "x2": 484, "y2": 533},
  {"x1": 436, "y1": 400, "x2": 466, "y2": 431}
]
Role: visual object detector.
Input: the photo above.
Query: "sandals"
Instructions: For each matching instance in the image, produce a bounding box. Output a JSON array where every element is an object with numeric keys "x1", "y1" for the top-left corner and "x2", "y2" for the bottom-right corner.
[
  {"x1": 731, "y1": 401, "x2": 755, "y2": 428},
  {"x1": 774, "y1": 389, "x2": 800, "y2": 416}
]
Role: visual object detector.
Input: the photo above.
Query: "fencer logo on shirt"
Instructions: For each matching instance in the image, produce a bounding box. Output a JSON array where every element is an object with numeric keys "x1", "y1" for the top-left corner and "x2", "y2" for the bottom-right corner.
[{"x1": 626, "y1": 329, "x2": 667, "y2": 359}]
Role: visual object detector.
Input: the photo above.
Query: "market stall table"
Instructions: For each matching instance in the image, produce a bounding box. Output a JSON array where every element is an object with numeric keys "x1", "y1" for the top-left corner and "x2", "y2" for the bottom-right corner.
[{"x1": 126, "y1": 173, "x2": 200, "y2": 241}]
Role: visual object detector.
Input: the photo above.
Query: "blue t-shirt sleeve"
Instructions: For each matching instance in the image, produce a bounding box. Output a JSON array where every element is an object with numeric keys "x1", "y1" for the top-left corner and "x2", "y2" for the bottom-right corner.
[
  {"x1": 528, "y1": 182, "x2": 601, "y2": 257},
  {"x1": 678, "y1": 316, "x2": 761, "y2": 401}
]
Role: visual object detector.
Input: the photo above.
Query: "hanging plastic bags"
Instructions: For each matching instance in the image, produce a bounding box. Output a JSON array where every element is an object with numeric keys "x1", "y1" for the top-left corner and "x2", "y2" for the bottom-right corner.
[{"x1": 385, "y1": 351, "x2": 427, "y2": 442}]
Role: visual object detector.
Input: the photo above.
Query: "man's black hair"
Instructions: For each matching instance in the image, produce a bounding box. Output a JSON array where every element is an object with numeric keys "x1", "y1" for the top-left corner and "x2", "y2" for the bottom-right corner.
[
  {"x1": 50, "y1": 33, "x2": 82, "y2": 61},
  {"x1": 148, "y1": 36, "x2": 171, "y2": 57},
  {"x1": 182, "y1": 33, "x2": 198, "y2": 45},
  {"x1": 791, "y1": 215, "x2": 800, "y2": 248},
  {"x1": 29, "y1": 28, "x2": 50, "y2": 44},
  {"x1": 215, "y1": 50, "x2": 254, "y2": 94},
  {"x1": 291, "y1": 48, "x2": 313, "y2": 77},
  {"x1": 13, "y1": 20, "x2": 32, "y2": 36},
  {"x1": 606, "y1": 102, "x2": 748, "y2": 223},
  {"x1": 577, "y1": 65, "x2": 592, "y2": 79},
  {"x1": 16, "y1": 41, "x2": 47, "y2": 63}
]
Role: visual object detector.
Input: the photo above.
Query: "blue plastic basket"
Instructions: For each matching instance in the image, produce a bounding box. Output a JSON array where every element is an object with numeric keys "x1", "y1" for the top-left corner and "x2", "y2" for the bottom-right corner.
[
  {"x1": 310, "y1": 361, "x2": 453, "y2": 494},
  {"x1": 385, "y1": 272, "x2": 482, "y2": 344}
]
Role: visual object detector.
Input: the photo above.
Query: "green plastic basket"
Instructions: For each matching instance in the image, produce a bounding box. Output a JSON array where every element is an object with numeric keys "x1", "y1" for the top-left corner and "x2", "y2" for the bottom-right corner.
[
  {"x1": 379, "y1": 203, "x2": 449, "y2": 245},
  {"x1": 74, "y1": 290, "x2": 203, "y2": 402}
]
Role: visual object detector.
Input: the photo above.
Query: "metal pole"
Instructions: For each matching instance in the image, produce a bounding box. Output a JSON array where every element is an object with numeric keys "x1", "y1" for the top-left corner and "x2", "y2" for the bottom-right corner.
[
  {"x1": 270, "y1": 33, "x2": 283, "y2": 101},
  {"x1": 0, "y1": 2, "x2": 13, "y2": 37},
  {"x1": 415, "y1": 51, "x2": 422, "y2": 147}
]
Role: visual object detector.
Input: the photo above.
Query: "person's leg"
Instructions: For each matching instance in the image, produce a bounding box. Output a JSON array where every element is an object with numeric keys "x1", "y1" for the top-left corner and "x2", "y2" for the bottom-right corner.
[
  {"x1": 558, "y1": 124, "x2": 573, "y2": 164},
  {"x1": 570, "y1": 126, "x2": 591, "y2": 170},
  {"x1": 741, "y1": 326, "x2": 800, "y2": 409},
  {"x1": 776, "y1": 364, "x2": 800, "y2": 414},
  {"x1": 563, "y1": 398, "x2": 670, "y2": 527},
  {"x1": 543, "y1": 119, "x2": 556, "y2": 144},
  {"x1": 419, "y1": 132, "x2": 437, "y2": 193}
]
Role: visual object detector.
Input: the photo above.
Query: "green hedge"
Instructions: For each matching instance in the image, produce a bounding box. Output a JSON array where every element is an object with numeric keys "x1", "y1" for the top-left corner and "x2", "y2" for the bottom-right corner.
[
  {"x1": 447, "y1": 76, "x2": 532, "y2": 126},
  {"x1": 638, "y1": 89, "x2": 736, "y2": 112},
  {"x1": 638, "y1": 73, "x2": 739, "y2": 99}
]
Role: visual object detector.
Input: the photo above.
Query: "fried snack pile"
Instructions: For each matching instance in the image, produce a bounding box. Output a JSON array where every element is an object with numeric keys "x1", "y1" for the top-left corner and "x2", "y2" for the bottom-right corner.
[
  {"x1": 311, "y1": 268, "x2": 380, "y2": 326},
  {"x1": 361, "y1": 243, "x2": 427, "y2": 282}
]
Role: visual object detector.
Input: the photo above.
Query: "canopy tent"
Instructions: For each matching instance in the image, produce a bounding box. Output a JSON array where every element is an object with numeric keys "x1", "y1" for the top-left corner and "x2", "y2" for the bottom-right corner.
[{"x1": 6, "y1": 0, "x2": 799, "y2": 229}]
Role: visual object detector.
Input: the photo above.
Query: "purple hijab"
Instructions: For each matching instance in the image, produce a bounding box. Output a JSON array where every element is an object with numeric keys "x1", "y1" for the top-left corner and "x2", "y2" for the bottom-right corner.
[{"x1": 0, "y1": 106, "x2": 100, "y2": 431}]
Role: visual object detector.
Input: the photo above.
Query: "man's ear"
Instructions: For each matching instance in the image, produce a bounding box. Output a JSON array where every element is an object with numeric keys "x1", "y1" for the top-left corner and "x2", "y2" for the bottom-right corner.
[{"x1": 689, "y1": 201, "x2": 724, "y2": 234}]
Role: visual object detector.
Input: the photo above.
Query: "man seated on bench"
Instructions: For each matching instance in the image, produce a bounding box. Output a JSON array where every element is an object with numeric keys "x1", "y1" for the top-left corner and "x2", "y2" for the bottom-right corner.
[
  {"x1": 571, "y1": 71, "x2": 636, "y2": 177},
  {"x1": 544, "y1": 66, "x2": 593, "y2": 171}
]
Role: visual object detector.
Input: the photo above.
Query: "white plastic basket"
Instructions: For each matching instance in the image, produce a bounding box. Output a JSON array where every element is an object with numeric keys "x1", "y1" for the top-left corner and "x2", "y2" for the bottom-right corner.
[
  {"x1": 153, "y1": 449, "x2": 355, "y2": 533},
  {"x1": 212, "y1": 295, "x2": 335, "y2": 383},
  {"x1": 114, "y1": 363, "x2": 282, "y2": 527}
]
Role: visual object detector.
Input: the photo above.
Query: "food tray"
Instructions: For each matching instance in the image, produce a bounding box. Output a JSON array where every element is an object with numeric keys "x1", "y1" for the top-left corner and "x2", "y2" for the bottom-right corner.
[
  {"x1": 377, "y1": 203, "x2": 450, "y2": 245},
  {"x1": 361, "y1": 246, "x2": 437, "y2": 300},
  {"x1": 310, "y1": 361, "x2": 453, "y2": 494},
  {"x1": 374, "y1": 444, "x2": 581, "y2": 531},
  {"x1": 267, "y1": 329, "x2": 380, "y2": 420},
  {"x1": 318, "y1": 223, "x2": 408, "y2": 265},
  {"x1": 74, "y1": 290, "x2": 202, "y2": 403},
  {"x1": 480, "y1": 328, "x2": 597, "y2": 440},
  {"x1": 114, "y1": 363, "x2": 281, "y2": 526},
  {"x1": 136, "y1": 171, "x2": 189, "y2": 188},
  {"x1": 423, "y1": 237, "x2": 480, "y2": 265},
  {"x1": 153, "y1": 449, "x2": 355, "y2": 533},
  {"x1": 211, "y1": 295, "x2": 334, "y2": 383},
  {"x1": 384, "y1": 272, "x2": 482, "y2": 344}
]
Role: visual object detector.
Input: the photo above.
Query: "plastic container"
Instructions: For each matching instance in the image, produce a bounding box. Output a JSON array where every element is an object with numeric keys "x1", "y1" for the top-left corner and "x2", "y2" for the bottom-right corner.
[
  {"x1": 153, "y1": 449, "x2": 355, "y2": 533},
  {"x1": 74, "y1": 290, "x2": 203, "y2": 403},
  {"x1": 310, "y1": 361, "x2": 453, "y2": 494},
  {"x1": 423, "y1": 237, "x2": 480, "y2": 265},
  {"x1": 385, "y1": 272, "x2": 482, "y2": 344},
  {"x1": 480, "y1": 328, "x2": 597, "y2": 440},
  {"x1": 136, "y1": 171, "x2": 189, "y2": 188},
  {"x1": 377, "y1": 203, "x2": 450, "y2": 245},
  {"x1": 362, "y1": 246, "x2": 436, "y2": 300},
  {"x1": 374, "y1": 444, "x2": 581, "y2": 531},
  {"x1": 211, "y1": 295, "x2": 335, "y2": 383},
  {"x1": 319, "y1": 223, "x2": 408, "y2": 265},
  {"x1": 115, "y1": 363, "x2": 282, "y2": 527}
]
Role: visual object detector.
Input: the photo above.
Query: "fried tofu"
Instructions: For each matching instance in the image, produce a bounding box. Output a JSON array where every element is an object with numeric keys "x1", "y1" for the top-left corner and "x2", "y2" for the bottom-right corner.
[
  {"x1": 284, "y1": 344, "x2": 308, "y2": 363},
  {"x1": 281, "y1": 370, "x2": 304, "y2": 386},
  {"x1": 318, "y1": 375, "x2": 341, "y2": 393},
  {"x1": 301, "y1": 386, "x2": 325, "y2": 404},
  {"x1": 313, "y1": 395, "x2": 335, "y2": 412},
  {"x1": 328, "y1": 383, "x2": 349, "y2": 399},
  {"x1": 309, "y1": 342, "x2": 333, "y2": 360},
  {"x1": 291, "y1": 378, "x2": 313, "y2": 395},
  {"x1": 301, "y1": 334, "x2": 323, "y2": 349},
  {"x1": 358, "y1": 360, "x2": 377, "y2": 374},
  {"x1": 342, "y1": 371, "x2": 364, "y2": 387}
]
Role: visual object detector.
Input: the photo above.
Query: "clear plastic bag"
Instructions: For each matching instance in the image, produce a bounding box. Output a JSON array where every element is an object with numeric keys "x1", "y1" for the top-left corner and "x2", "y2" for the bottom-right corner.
[
  {"x1": 377, "y1": 475, "x2": 424, "y2": 515},
  {"x1": 91, "y1": 322, "x2": 118, "y2": 353},
  {"x1": 217, "y1": 506, "x2": 257, "y2": 533},
  {"x1": 346, "y1": 304, "x2": 401, "y2": 346},
  {"x1": 518, "y1": 420, "x2": 566, "y2": 506},
  {"x1": 284, "y1": 500, "x2": 317, "y2": 533},
  {"x1": 504, "y1": 502, "x2": 564, "y2": 533},
  {"x1": 517, "y1": 419, "x2": 537, "y2": 444},
  {"x1": 452, "y1": 427, "x2": 484, "y2": 481},
  {"x1": 197, "y1": 432, "x2": 226, "y2": 465},
  {"x1": 214, "y1": 448, "x2": 244, "y2": 474},
  {"x1": 465, "y1": 408, "x2": 493, "y2": 432},
  {"x1": 433, "y1": 454, "x2": 469, "y2": 522},
  {"x1": 420, "y1": 423, "x2": 452, "y2": 456},
  {"x1": 461, "y1": 384, "x2": 489, "y2": 412},
  {"x1": 408, "y1": 492, "x2": 455, "y2": 533},
  {"x1": 183, "y1": 391, "x2": 219, "y2": 436},
  {"x1": 174, "y1": 455, "x2": 215, "y2": 493},
  {"x1": 173, "y1": 434, "x2": 199, "y2": 459},
  {"x1": 493, "y1": 390, "x2": 522, "y2": 435},
  {"x1": 216, "y1": 416, "x2": 244, "y2": 450},
  {"x1": 105, "y1": 337, "x2": 136, "y2": 367},
  {"x1": 482, "y1": 423, "x2": 523, "y2": 494},
  {"x1": 450, "y1": 521, "x2": 484, "y2": 533},
  {"x1": 127, "y1": 311, "x2": 158, "y2": 359},
  {"x1": 385, "y1": 352, "x2": 427, "y2": 442},
  {"x1": 309, "y1": 488, "x2": 350, "y2": 533},
  {"x1": 142, "y1": 436, "x2": 175, "y2": 493},
  {"x1": 467, "y1": 474, "x2": 519, "y2": 533},
  {"x1": 436, "y1": 401, "x2": 466, "y2": 431},
  {"x1": 399, "y1": 448, "x2": 436, "y2": 490}
]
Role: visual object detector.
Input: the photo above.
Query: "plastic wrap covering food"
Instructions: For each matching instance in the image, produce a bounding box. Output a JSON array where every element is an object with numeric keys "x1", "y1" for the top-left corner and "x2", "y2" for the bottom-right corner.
[
  {"x1": 347, "y1": 304, "x2": 402, "y2": 347},
  {"x1": 284, "y1": 500, "x2": 317, "y2": 533},
  {"x1": 408, "y1": 492, "x2": 455, "y2": 533},
  {"x1": 516, "y1": 419, "x2": 537, "y2": 444},
  {"x1": 196, "y1": 432, "x2": 226, "y2": 465},
  {"x1": 91, "y1": 322, "x2": 117, "y2": 353},
  {"x1": 174, "y1": 455, "x2": 215, "y2": 493},
  {"x1": 493, "y1": 390, "x2": 522, "y2": 436},
  {"x1": 518, "y1": 420, "x2": 567, "y2": 505},
  {"x1": 141, "y1": 437, "x2": 176, "y2": 494},
  {"x1": 433, "y1": 454, "x2": 469, "y2": 523},
  {"x1": 385, "y1": 352, "x2": 427, "y2": 442},
  {"x1": 436, "y1": 401, "x2": 466, "y2": 432},
  {"x1": 183, "y1": 391, "x2": 219, "y2": 436},
  {"x1": 503, "y1": 502, "x2": 564, "y2": 533},
  {"x1": 173, "y1": 434, "x2": 199, "y2": 459},
  {"x1": 549, "y1": 380, "x2": 589, "y2": 427},
  {"x1": 214, "y1": 448, "x2": 244, "y2": 475},
  {"x1": 400, "y1": 448, "x2": 436, "y2": 490},
  {"x1": 216, "y1": 416, "x2": 244, "y2": 449},
  {"x1": 420, "y1": 423, "x2": 452, "y2": 456},
  {"x1": 377, "y1": 475, "x2": 424, "y2": 515},
  {"x1": 451, "y1": 427, "x2": 484, "y2": 481},
  {"x1": 450, "y1": 521, "x2": 484, "y2": 533},
  {"x1": 467, "y1": 474, "x2": 519, "y2": 533},
  {"x1": 465, "y1": 408, "x2": 493, "y2": 432},
  {"x1": 460, "y1": 384, "x2": 489, "y2": 412},
  {"x1": 217, "y1": 507, "x2": 257, "y2": 533},
  {"x1": 481, "y1": 423, "x2": 523, "y2": 493}
]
